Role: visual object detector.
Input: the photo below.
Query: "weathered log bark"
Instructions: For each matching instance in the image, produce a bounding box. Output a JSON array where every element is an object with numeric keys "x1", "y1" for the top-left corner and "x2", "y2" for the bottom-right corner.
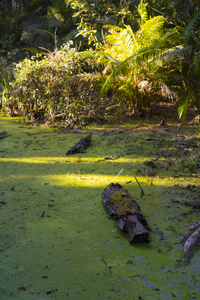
[
  {"x1": 102, "y1": 183, "x2": 150, "y2": 244},
  {"x1": 0, "y1": 131, "x2": 8, "y2": 140},
  {"x1": 66, "y1": 134, "x2": 92, "y2": 155},
  {"x1": 176, "y1": 221, "x2": 200, "y2": 266}
]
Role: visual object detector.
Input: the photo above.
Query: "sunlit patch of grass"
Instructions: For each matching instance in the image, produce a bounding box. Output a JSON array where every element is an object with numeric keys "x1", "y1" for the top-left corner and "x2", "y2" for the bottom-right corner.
[
  {"x1": 0, "y1": 156, "x2": 159, "y2": 164},
  {"x1": 0, "y1": 170, "x2": 179, "y2": 188},
  {"x1": 0, "y1": 155, "x2": 192, "y2": 189}
]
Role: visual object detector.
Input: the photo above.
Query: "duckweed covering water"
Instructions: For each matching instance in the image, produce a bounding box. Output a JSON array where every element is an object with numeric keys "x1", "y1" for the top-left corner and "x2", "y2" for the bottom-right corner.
[{"x1": 0, "y1": 117, "x2": 200, "y2": 300}]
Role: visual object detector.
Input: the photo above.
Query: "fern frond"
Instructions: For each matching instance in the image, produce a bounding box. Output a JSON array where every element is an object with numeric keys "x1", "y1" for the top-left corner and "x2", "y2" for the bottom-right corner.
[
  {"x1": 64, "y1": 0, "x2": 71, "y2": 6},
  {"x1": 124, "y1": 25, "x2": 139, "y2": 53},
  {"x1": 134, "y1": 29, "x2": 184, "y2": 62},
  {"x1": 101, "y1": 55, "x2": 134, "y2": 95},
  {"x1": 137, "y1": 0, "x2": 148, "y2": 26},
  {"x1": 158, "y1": 46, "x2": 190, "y2": 61},
  {"x1": 178, "y1": 89, "x2": 194, "y2": 119},
  {"x1": 105, "y1": 55, "x2": 120, "y2": 64},
  {"x1": 47, "y1": 6, "x2": 64, "y2": 23},
  {"x1": 104, "y1": 25, "x2": 139, "y2": 61},
  {"x1": 103, "y1": 24, "x2": 124, "y2": 32},
  {"x1": 139, "y1": 16, "x2": 165, "y2": 47},
  {"x1": 34, "y1": 28, "x2": 55, "y2": 39},
  {"x1": 184, "y1": 8, "x2": 200, "y2": 37}
]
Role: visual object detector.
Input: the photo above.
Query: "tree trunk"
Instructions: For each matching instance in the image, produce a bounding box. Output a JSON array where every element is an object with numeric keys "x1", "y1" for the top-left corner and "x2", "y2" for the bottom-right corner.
[{"x1": 102, "y1": 183, "x2": 150, "y2": 244}]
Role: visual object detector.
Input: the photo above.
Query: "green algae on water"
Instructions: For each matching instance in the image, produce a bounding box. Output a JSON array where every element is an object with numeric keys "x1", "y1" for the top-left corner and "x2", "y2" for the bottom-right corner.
[{"x1": 0, "y1": 117, "x2": 200, "y2": 300}]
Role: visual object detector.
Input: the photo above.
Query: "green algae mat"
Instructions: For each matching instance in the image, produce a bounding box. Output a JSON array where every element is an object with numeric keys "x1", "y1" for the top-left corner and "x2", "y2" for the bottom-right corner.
[{"x1": 0, "y1": 117, "x2": 200, "y2": 300}]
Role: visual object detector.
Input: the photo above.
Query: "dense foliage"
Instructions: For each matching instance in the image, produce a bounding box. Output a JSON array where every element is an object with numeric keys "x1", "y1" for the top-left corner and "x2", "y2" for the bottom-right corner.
[
  {"x1": 100, "y1": 2, "x2": 182, "y2": 113},
  {"x1": 6, "y1": 43, "x2": 113, "y2": 124},
  {"x1": 0, "y1": 0, "x2": 200, "y2": 123}
]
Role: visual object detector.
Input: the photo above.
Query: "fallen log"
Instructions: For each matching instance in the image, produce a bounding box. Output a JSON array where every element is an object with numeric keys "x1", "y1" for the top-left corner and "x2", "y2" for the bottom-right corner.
[
  {"x1": 102, "y1": 183, "x2": 150, "y2": 244},
  {"x1": 66, "y1": 134, "x2": 92, "y2": 155},
  {"x1": 176, "y1": 221, "x2": 200, "y2": 266},
  {"x1": 0, "y1": 131, "x2": 8, "y2": 140}
]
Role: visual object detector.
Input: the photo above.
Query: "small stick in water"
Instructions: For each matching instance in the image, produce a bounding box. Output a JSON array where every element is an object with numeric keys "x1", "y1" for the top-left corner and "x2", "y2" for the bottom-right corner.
[{"x1": 134, "y1": 176, "x2": 145, "y2": 196}]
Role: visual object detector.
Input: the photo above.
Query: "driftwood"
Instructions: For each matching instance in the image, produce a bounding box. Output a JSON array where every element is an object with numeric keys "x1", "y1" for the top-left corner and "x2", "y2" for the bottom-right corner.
[
  {"x1": 66, "y1": 134, "x2": 92, "y2": 155},
  {"x1": 176, "y1": 221, "x2": 200, "y2": 266},
  {"x1": 0, "y1": 131, "x2": 8, "y2": 140},
  {"x1": 102, "y1": 183, "x2": 150, "y2": 244}
]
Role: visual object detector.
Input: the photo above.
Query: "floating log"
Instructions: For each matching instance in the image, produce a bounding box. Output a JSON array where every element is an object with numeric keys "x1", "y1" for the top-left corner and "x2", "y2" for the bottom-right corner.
[
  {"x1": 66, "y1": 134, "x2": 92, "y2": 155},
  {"x1": 0, "y1": 131, "x2": 8, "y2": 140},
  {"x1": 176, "y1": 221, "x2": 200, "y2": 266},
  {"x1": 102, "y1": 183, "x2": 150, "y2": 244}
]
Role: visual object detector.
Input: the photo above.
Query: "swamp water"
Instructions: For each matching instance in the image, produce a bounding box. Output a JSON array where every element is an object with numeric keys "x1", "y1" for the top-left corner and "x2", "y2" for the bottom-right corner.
[{"x1": 0, "y1": 117, "x2": 199, "y2": 299}]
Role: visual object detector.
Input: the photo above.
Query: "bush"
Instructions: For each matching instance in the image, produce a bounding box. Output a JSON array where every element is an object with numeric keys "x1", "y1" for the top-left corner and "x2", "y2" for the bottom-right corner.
[
  {"x1": 10, "y1": 43, "x2": 76, "y2": 119},
  {"x1": 7, "y1": 42, "x2": 116, "y2": 124}
]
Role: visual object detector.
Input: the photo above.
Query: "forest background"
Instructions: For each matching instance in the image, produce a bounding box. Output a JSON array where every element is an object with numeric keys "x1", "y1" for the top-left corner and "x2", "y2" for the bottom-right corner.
[{"x1": 0, "y1": 0, "x2": 200, "y2": 125}]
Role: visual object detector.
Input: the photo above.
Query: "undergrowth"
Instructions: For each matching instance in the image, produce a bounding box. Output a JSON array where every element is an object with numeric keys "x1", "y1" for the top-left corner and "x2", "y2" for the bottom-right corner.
[
  {"x1": 0, "y1": 41, "x2": 179, "y2": 125},
  {"x1": 1, "y1": 42, "x2": 114, "y2": 124}
]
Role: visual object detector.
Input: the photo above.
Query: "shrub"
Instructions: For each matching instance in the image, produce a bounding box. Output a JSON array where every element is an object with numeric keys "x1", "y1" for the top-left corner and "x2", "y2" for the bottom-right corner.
[
  {"x1": 8, "y1": 43, "x2": 116, "y2": 124},
  {"x1": 10, "y1": 42, "x2": 76, "y2": 119}
]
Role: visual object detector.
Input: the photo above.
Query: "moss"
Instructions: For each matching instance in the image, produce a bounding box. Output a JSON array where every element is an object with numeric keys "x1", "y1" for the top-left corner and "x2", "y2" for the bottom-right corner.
[
  {"x1": 110, "y1": 190, "x2": 139, "y2": 217},
  {"x1": 110, "y1": 191, "x2": 128, "y2": 204}
]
